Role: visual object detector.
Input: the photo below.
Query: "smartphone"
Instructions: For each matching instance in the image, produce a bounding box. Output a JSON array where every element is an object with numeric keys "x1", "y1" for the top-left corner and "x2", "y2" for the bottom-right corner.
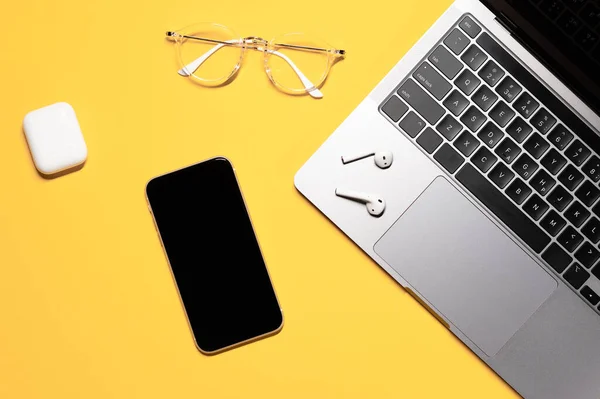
[{"x1": 146, "y1": 157, "x2": 283, "y2": 354}]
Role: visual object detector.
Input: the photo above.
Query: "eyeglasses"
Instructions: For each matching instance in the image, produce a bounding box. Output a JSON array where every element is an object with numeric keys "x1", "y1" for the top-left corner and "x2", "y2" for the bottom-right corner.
[{"x1": 166, "y1": 23, "x2": 345, "y2": 99}]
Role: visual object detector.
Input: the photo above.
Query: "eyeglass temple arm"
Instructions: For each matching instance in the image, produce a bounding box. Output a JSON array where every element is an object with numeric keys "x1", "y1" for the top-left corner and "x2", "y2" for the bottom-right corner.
[
  {"x1": 277, "y1": 43, "x2": 345, "y2": 56},
  {"x1": 177, "y1": 39, "x2": 240, "y2": 77},
  {"x1": 166, "y1": 32, "x2": 345, "y2": 56}
]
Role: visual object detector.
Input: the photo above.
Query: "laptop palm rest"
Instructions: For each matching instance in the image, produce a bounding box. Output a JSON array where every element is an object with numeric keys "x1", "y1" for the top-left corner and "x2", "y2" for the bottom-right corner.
[{"x1": 374, "y1": 177, "x2": 557, "y2": 357}]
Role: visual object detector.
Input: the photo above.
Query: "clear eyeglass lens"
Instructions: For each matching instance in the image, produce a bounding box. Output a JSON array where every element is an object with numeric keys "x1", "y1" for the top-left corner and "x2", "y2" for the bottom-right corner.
[
  {"x1": 266, "y1": 34, "x2": 331, "y2": 94},
  {"x1": 177, "y1": 23, "x2": 242, "y2": 85}
]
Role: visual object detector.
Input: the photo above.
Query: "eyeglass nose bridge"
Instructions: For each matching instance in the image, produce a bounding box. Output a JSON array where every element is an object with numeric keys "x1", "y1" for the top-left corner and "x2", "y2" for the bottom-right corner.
[{"x1": 242, "y1": 36, "x2": 268, "y2": 50}]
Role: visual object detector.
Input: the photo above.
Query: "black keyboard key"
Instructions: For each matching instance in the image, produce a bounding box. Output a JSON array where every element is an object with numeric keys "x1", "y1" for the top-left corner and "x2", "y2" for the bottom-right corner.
[
  {"x1": 559, "y1": 164, "x2": 584, "y2": 191},
  {"x1": 506, "y1": 117, "x2": 533, "y2": 143},
  {"x1": 564, "y1": 263, "x2": 590, "y2": 289},
  {"x1": 581, "y1": 286, "x2": 600, "y2": 306},
  {"x1": 381, "y1": 95, "x2": 408, "y2": 122},
  {"x1": 443, "y1": 90, "x2": 470, "y2": 116},
  {"x1": 454, "y1": 131, "x2": 480, "y2": 157},
  {"x1": 530, "y1": 170, "x2": 556, "y2": 196},
  {"x1": 459, "y1": 16, "x2": 482, "y2": 38},
  {"x1": 461, "y1": 106, "x2": 487, "y2": 132},
  {"x1": 489, "y1": 162, "x2": 515, "y2": 188},
  {"x1": 472, "y1": 147, "x2": 497, "y2": 173},
  {"x1": 540, "y1": 0, "x2": 566, "y2": 19},
  {"x1": 542, "y1": 243, "x2": 572, "y2": 273},
  {"x1": 593, "y1": 264, "x2": 600, "y2": 280},
  {"x1": 428, "y1": 45, "x2": 463, "y2": 80},
  {"x1": 455, "y1": 69, "x2": 481, "y2": 96},
  {"x1": 565, "y1": 139, "x2": 591, "y2": 167},
  {"x1": 416, "y1": 127, "x2": 443, "y2": 154},
  {"x1": 523, "y1": 133, "x2": 550, "y2": 159},
  {"x1": 461, "y1": 44, "x2": 488, "y2": 71},
  {"x1": 580, "y1": 3, "x2": 600, "y2": 27},
  {"x1": 506, "y1": 178, "x2": 532, "y2": 204},
  {"x1": 564, "y1": 0, "x2": 585, "y2": 11},
  {"x1": 582, "y1": 217, "x2": 600, "y2": 244},
  {"x1": 489, "y1": 101, "x2": 515, "y2": 127},
  {"x1": 541, "y1": 149, "x2": 567, "y2": 175},
  {"x1": 456, "y1": 163, "x2": 550, "y2": 252},
  {"x1": 558, "y1": 226, "x2": 584, "y2": 252},
  {"x1": 548, "y1": 186, "x2": 574, "y2": 211},
  {"x1": 444, "y1": 28, "x2": 470, "y2": 55},
  {"x1": 436, "y1": 114, "x2": 462, "y2": 140},
  {"x1": 495, "y1": 137, "x2": 521, "y2": 164},
  {"x1": 574, "y1": 27, "x2": 598, "y2": 51},
  {"x1": 565, "y1": 201, "x2": 591, "y2": 227},
  {"x1": 399, "y1": 111, "x2": 426, "y2": 138},
  {"x1": 514, "y1": 93, "x2": 539, "y2": 119},
  {"x1": 478, "y1": 122, "x2": 504, "y2": 148},
  {"x1": 557, "y1": 10, "x2": 583, "y2": 35},
  {"x1": 576, "y1": 181, "x2": 600, "y2": 207},
  {"x1": 496, "y1": 76, "x2": 522, "y2": 103},
  {"x1": 530, "y1": 108, "x2": 556, "y2": 134},
  {"x1": 548, "y1": 124, "x2": 573, "y2": 151},
  {"x1": 576, "y1": 242, "x2": 600, "y2": 268},
  {"x1": 478, "y1": 60, "x2": 505, "y2": 87},
  {"x1": 524, "y1": 194, "x2": 550, "y2": 220},
  {"x1": 582, "y1": 155, "x2": 600, "y2": 182},
  {"x1": 434, "y1": 143, "x2": 465, "y2": 173},
  {"x1": 594, "y1": 202, "x2": 600, "y2": 218},
  {"x1": 512, "y1": 153, "x2": 538, "y2": 180},
  {"x1": 540, "y1": 210, "x2": 567, "y2": 236},
  {"x1": 397, "y1": 79, "x2": 445, "y2": 124},
  {"x1": 472, "y1": 86, "x2": 498, "y2": 112},
  {"x1": 413, "y1": 62, "x2": 452, "y2": 100}
]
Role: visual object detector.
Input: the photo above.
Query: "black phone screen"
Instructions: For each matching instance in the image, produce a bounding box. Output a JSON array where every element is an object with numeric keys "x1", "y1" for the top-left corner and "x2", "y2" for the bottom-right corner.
[{"x1": 146, "y1": 158, "x2": 282, "y2": 353}]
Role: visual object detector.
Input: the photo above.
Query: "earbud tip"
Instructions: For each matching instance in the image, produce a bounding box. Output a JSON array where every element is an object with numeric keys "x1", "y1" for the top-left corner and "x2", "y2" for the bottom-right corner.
[{"x1": 374, "y1": 151, "x2": 394, "y2": 169}]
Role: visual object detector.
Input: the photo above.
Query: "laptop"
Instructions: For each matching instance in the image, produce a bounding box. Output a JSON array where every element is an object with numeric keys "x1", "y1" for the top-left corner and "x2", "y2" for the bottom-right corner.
[{"x1": 295, "y1": 0, "x2": 600, "y2": 398}]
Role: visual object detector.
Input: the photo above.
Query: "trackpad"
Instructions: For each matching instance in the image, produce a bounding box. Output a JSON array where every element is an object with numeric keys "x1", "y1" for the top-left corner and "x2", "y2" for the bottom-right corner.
[{"x1": 374, "y1": 177, "x2": 557, "y2": 357}]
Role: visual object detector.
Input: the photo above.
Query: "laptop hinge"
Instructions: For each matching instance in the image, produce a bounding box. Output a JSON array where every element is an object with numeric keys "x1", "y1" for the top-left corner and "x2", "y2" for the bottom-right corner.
[{"x1": 494, "y1": 12, "x2": 518, "y2": 36}]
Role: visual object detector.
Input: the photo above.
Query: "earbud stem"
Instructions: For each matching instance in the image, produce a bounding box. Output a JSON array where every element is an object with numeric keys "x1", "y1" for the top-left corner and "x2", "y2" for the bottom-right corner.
[
  {"x1": 341, "y1": 152, "x2": 376, "y2": 165},
  {"x1": 335, "y1": 188, "x2": 370, "y2": 204}
]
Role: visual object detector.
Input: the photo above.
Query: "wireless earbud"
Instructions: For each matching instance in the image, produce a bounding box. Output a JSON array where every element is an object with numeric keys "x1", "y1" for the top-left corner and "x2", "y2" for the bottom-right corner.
[
  {"x1": 335, "y1": 188, "x2": 386, "y2": 217},
  {"x1": 341, "y1": 151, "x2": 393, "y2": 169}
]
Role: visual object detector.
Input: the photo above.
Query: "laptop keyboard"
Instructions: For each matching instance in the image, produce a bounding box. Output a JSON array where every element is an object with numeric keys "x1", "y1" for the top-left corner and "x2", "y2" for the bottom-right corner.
[{"x1": 379, "y1": 14, "x2": 600, "y2": 312}]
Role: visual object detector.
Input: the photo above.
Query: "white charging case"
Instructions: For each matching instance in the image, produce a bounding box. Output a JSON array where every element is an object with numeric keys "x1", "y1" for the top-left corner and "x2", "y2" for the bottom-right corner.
[{"x1": 23, "y1": 102, "x2": 88, "y2": 175}]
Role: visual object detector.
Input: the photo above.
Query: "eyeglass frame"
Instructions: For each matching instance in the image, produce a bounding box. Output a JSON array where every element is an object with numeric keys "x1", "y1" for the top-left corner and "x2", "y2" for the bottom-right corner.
[{"x1": 166, "y1": 26, "x2": 345, "y2": 98}]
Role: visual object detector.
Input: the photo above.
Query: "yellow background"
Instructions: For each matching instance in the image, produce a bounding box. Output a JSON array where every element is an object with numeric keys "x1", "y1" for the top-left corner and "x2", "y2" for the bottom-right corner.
[{"x1": 0, "y1": 0, "x2": 519, "y2": 398}]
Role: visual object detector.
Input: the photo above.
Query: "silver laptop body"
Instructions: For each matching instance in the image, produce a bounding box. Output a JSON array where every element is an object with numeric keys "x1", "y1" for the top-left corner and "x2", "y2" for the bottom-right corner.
[{"x1": 295, "y1": 0, "x2": 600, "y2": 398}]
